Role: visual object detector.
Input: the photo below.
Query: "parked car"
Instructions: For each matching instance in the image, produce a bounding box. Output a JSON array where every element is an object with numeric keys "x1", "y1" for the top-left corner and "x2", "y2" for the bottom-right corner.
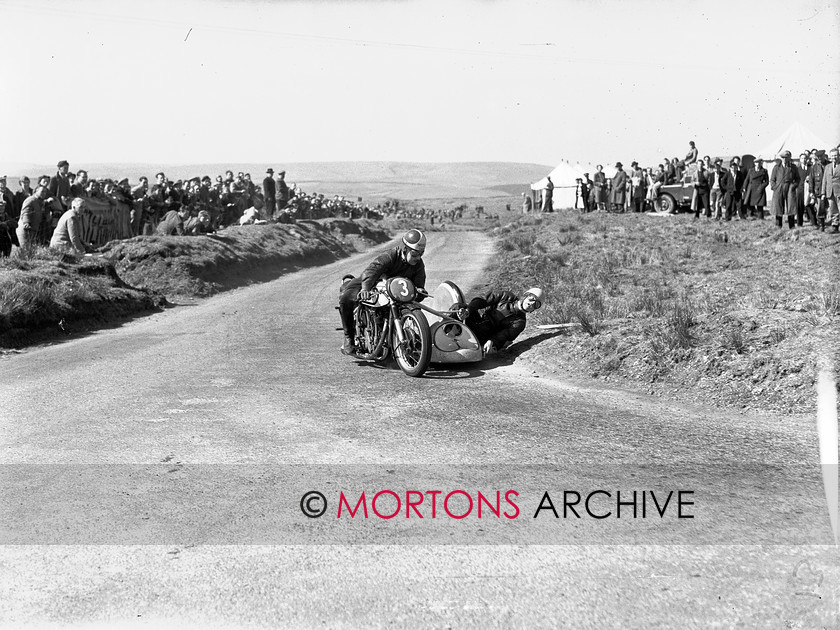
[{"x1": 655, "y1": 155, "x2": 757, "y2": 213}]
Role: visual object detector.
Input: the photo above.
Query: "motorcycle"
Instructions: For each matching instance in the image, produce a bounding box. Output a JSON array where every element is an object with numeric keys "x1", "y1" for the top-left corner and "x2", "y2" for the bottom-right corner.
[
  {"x1": 351, "y1": 276, "x2": 433, "y2": 377},
  {"x1": 350, "y1": 277, "x2": 483, "y2": 377}
]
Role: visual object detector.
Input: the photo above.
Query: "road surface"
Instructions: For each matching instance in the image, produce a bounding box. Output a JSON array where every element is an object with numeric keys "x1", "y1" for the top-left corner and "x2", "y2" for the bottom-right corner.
[{"x1": 0, "y1": 230, "x2": 836, "y2": 628}]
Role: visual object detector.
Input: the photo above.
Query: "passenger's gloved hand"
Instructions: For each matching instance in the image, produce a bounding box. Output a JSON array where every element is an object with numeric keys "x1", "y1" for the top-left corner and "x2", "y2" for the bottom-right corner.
[{"x1": 482, "y1": 340, "x2": 496, "y2": 355}]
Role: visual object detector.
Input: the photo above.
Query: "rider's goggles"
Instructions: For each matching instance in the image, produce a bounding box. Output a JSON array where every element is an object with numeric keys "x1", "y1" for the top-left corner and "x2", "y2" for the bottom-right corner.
[{"x1": 524, "y1": 295, "x2": 541, "y2": 310}]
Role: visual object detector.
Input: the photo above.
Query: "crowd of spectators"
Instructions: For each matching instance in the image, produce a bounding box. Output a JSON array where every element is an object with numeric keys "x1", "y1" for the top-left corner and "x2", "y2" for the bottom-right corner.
[
  {"x1": 533, "y1": 141, "x2": 840, "y2": 233},
  {"x1": 0, "y1": 162, "x2": 395, "y2": 257}
]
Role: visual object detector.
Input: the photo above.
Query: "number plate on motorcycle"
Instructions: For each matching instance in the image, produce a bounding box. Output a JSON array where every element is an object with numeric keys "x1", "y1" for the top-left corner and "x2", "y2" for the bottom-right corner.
[{"x1": 387, "y1": 277, "x2": 416, "y2": 302}]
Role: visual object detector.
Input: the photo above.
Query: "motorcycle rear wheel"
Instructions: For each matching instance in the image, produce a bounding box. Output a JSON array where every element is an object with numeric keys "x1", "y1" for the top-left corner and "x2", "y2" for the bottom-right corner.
[{"x1": 392, "y1": 309, "x2": 432, "y2": 377}]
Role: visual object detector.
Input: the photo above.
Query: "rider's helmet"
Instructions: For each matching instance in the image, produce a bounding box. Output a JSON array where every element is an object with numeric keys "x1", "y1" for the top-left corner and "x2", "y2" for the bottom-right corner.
[
  {"x1": 402, "y1": 229, "x2": 427, "y2": 253},
  {"x1": 522, "y1": 287, "x2": 544, "y2": 310}
]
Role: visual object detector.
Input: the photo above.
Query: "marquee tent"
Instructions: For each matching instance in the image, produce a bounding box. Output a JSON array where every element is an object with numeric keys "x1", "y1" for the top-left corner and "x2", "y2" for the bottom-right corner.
[
  {"x1": 531, "y1": 160, "x2": 617, "y2": 210},
  {"x1": 755, "y1": 121, "x2": 830, "y2": 160}
]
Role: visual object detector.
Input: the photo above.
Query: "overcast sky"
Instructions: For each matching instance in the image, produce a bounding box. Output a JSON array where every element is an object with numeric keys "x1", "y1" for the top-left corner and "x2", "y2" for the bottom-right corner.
[{"x1": 1, "y1": 0, "x2": 838, "y2": 168}]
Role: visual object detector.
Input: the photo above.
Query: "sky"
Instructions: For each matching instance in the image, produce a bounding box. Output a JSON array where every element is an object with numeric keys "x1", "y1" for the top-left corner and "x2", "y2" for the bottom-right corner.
[{"x1": 1, "y1": 0, "x2": 838, "y2": 169}]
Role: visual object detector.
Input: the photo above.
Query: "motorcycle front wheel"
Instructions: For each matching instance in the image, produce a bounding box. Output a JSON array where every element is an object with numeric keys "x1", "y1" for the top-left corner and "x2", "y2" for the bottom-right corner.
[{"x1": 391, "y1": 309, "x2": 432, "y2": 377}]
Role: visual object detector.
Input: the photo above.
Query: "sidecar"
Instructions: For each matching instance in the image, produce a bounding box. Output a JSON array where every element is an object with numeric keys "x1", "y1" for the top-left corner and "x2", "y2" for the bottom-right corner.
[{"x1": 419, "y1": 281, "x2": 483, "y2": 364}]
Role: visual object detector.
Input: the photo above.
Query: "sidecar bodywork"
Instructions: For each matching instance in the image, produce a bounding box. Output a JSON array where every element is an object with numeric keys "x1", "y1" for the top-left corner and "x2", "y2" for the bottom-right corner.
[{"x1": 420, "y1": 281, "x2": 483, "y2": 364}]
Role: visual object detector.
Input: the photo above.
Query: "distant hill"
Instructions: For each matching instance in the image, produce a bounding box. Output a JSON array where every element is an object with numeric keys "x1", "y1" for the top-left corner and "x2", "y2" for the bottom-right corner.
[{"x1": 0, "y1": 161, "x2": 551, "y2": 202}]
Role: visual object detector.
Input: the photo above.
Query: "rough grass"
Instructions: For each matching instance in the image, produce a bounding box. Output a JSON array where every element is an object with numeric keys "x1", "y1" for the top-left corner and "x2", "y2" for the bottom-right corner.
[
  {"x1": 99, "y1": 219, "x2": 391, "y2": 298},
  {"x1": 479, "y1": 212, "x2": 840, "y2": 415},
  {"x1": 0, "y1": 246, "x2": 163, "y2": 347}
]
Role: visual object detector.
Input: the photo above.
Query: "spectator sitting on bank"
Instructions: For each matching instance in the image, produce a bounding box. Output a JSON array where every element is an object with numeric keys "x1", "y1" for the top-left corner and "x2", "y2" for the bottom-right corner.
[
  {"x1": 239, "y1": 206, "x2": 263, "y2": 225},
  {"x1": 185, "y1": 210, "x2": 216, "y2": 235},
  {"x1": 156, "y1": 205, "x2": 190, "y2": 235},
  {"x1": 50, "y1": 197, "x2": 92, "y2": 256}
]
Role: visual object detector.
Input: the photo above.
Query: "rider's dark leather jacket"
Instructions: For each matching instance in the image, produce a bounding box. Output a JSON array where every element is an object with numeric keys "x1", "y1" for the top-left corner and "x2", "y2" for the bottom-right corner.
[
  {"x1": 466, "y1": 290, "x2": 527, "y2": 348},
  {"x1": 361, "y1": 247, "x2": 426, "y2": 292}
]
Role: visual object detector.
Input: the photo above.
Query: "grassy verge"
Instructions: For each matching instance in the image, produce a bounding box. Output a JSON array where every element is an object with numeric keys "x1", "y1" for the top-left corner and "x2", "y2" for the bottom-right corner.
[
  {"x1": 1, "y1": 219, "x2": 392, "y2": 348},
  {"x1": 0, "y1": 247, "x2": 164, "y2": 348},
  {"x1": 482, "y1": 212, "x2": 840, "y2": 415}
]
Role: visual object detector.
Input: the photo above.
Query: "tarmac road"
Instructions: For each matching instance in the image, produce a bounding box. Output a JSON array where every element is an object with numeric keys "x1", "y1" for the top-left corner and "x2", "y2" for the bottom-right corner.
[{"x1": 0, "y1": 230, "x2": 837, "y2": 628}]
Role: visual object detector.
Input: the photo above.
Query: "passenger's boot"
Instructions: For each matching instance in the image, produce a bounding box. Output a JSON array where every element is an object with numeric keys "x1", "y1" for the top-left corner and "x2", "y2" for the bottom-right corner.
[{"x1": 341, "y1": 335, "x2": 356, "y2": 356}]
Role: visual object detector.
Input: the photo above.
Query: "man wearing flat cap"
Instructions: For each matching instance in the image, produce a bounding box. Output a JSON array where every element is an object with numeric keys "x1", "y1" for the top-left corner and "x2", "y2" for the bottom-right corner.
[
  {"x1": 770, "y1": 150, "x2": 800, "y2": 229},
  {"x1": 263, "y1": 168, "x2": 276, "y2": 220},
  {"x1": 49, "y1": 160, "x2": 72, "y2": 213}
]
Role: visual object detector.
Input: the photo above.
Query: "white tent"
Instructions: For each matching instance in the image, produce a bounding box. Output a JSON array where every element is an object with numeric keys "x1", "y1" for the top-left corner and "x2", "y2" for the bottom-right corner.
[
  {"x1": 531, "y1": 160, "x2": 617, "y2": 210},
  {"x1": 755, "y1": 121, "x2": 830, "y2": 160},
  {"x1": 531, "y1": 160, "x2": 586, "y2": 210}
]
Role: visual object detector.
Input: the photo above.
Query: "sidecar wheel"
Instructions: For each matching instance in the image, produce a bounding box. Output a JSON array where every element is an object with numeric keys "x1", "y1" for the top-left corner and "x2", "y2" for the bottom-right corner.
[{"x1": 392, "y1": 309, "x2": 432, "y2": 377}]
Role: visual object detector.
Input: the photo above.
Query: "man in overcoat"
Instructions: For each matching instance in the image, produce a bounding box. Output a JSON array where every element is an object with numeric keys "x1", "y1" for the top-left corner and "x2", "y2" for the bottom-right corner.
[
  {"x1": 821, "y1": 148, "x2": 840, "y2": 232},
  {"x1": 611, "y1": 163, "x2": 627, "y2": 213},
  {"x1": 263, "y1": 168, "x2": 276, "y2": 220},
  {"x1": 770, "y1": 150, "x2": 800, "y2": 229},
  {"x1": 743, "y1": 158, "x2": 769, "y2": 219}
]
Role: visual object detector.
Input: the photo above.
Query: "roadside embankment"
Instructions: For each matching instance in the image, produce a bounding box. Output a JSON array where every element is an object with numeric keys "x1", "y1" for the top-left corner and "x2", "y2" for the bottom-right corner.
[
  {"x1": 482, "y1": 212, "x2": 840, "y2": 415},
  {"x1": 0, "y1": 219, "x2": 392, "y2": 348}
]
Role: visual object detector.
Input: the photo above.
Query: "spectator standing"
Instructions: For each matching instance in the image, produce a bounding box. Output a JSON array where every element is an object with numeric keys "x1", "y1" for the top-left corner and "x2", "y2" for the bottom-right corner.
[
  {"x1": 49, "y1": 197, "x2": 90, "y2": 256},
  {"x1": 709, "y1": 158, "x2": 725, "y2": 219},
  {"x1": 521, "y1": 191, "x2": 532, "y2": 214},
  {"x1": 593, "y1": 165, "x2": 608, "y2": 212},
  {"x1": 693, "y1": 160, "x2": 711, "y2": 219},
  {"x1": 611, "y1": 163, "x2": 627, "y2": 213},
  {"x1": 821, "y1": 147, "x2": 840, "y2": 233},
  {"x1": 263, "y1": 168, "x2": 277, "y2": 220},
  {"x1": 629, "y1": 161, "x2": 645, "y2": 213},
  {"x1": 794, "y1": 152, "x2": 809, "y2": 227},
  {"x1": 70, "y1": 170, "x2": 88, "y2": 198},
  {"x1": 277, "y1": 170, "x2": 290, "y2": 210},
  {"x1": 16, "y1": 185, "x2": 50, "y2": 248},
  {"x1": 541, "y1": 176, "x2": 554, "y2": 213},
  {"x1": 147, "y1": 172, "x2": 169, "y2": 233},
  {"x1": 808, "y1": 150, "x2": 826, "y2": 230},
  {"x1": 49, "y1": 160, "x2": 72, "y2": 211},
  {"x1": 0, "y1": 177, "x2": 15, "y2": 220},
  {"x1": 770, "y1": 150, "x2": 800, "y2": 229},
  {"x1": 581, "y1": 173, "x2": 592, "y2": 213},
  {"x1": 13, "y1": 176, "x2": 32, "y2": 218},
  {"x1": 131, "y1": 177, "x2": 150, "y2": 236},
  {"x1": 724, "y1": 159, "x2": 745, "y2": 220},
  {"x1": 0, "y1": 186, "x2": 17, "y2": 256},
  {"x1": 743, "y1": 158, "x2": 769, "y2": 219}
]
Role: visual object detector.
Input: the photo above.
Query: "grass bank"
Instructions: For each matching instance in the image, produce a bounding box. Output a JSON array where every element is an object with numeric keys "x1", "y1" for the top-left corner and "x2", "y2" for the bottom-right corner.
[
  {"x1": 484, "y1": 212, "x2": 840, "y2": 415},
  {"x1": 0, "y1": 219, "x2": 392, "y2": 348}
]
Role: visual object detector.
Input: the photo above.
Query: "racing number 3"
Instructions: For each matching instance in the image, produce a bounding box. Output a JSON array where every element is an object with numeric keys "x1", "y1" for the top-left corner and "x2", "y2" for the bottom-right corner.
[{"x1": 396, "y1": 279, "x2": 410, "y2": 298}]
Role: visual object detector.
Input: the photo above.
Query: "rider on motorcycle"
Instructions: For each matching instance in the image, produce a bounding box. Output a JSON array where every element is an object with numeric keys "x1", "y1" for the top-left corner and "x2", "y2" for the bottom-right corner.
[
  {"x1": 463, "y1": 287, "x2": 544, "y2": 355},
  {"x1": 339, "y1": 229, "x2": 428, "y2": 355}
]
